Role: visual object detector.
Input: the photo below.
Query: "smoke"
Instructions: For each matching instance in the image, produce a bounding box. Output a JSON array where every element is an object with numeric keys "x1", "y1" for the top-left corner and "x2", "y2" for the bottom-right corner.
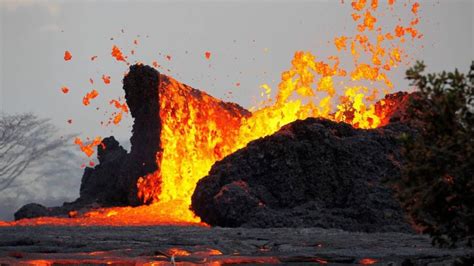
[{"x1": 0, "y1": 147, "x2": 82, "y2": 220}]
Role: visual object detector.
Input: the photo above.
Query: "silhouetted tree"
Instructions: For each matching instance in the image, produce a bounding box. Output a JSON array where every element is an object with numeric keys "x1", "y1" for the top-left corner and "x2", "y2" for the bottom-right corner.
[
  {"x1": 398, "y1": 61, "x2": 474, "y2": 247},
  {"x1": 0, "y1": 113, "x2": 67, "y2": 191}
]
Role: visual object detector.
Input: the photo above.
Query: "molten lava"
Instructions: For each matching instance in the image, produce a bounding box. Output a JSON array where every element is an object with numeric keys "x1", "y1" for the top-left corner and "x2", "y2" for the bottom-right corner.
[
  {"x1": 135, "y1": 0, "x2": 422, "y2": 224},
  {"x1": 2, "y1": 0, "x2": 422, "y2": 227}
]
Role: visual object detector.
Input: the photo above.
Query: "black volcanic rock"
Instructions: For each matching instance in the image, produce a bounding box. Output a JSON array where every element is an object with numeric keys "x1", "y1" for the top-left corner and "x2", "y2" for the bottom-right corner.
[
  {"x1": 71, "y1": 65, "x2": 162, "y2": 208},
  {"x1": 14, "y1": 203, "x2": 50, "y2": 220},
  {"x1": 79, "y1": 136, "x2": 128, "y2": 205},
  {"x1": 14, "y1": 65, "x2": 163, "y2": 220},
  {"x1": 76, "y1": 65, "x2": 162, "y2": 207},
  {"x1": 122, "y1": 64, "x2": 161, "y2": 205},
  {"x1": 13, "y1": 63, "x2": 420, "y2": 228},
  {"x1": 191, "y1": 118, "x2": 412, "y2": 232},
  {"x1": 14, "y1": 64, "x2": 250, "y2": 220}
]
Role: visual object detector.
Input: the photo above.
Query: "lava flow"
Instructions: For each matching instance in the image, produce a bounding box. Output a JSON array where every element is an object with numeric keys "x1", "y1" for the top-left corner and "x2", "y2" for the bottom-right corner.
[
  {"x1": 2, "y1": 0, "x2": 422, "y2": 226},
  {"x1": 136, "y1": 0, "x2": 422, "y2": 225}
]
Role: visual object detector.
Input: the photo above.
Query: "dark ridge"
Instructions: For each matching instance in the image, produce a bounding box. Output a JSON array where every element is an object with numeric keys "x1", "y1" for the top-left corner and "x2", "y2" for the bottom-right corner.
[
  {"x1": 122, "y1": 64, "x2": 162, "y2": 205},
  {"x1": 191, "y1": 118, "x2": 413, "y2": 232}
]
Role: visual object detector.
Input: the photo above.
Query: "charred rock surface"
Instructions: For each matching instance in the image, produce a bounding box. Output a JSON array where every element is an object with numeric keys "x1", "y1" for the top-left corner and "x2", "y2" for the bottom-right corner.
[
  {"x1": 0, "y1": 226, "x2": 472, "y2": 265},
  {"x1": 14, "y1": 65, "x2": 162, "y2": 219},
  {"x1": 14, "y1": 137, "x2": 130, "y2": 220},
  {"x1": 14, "y1": 64, "x2": 420, "y2": 226},
  {"x1": 14, "y1": 64, "x2": 251, "y2": 220},
  {"x1": 192, "y1": 118, "x2": 411, "y2": 232},
  {"x1": 79, "y1": 136, "x2": 128, "y2": 205},
  {"x1": 122, "y1": 64, "x2": 161, "y2": 205},
  {"x1": 13, "y1": 204, "x2": 50, "y2": 221}
]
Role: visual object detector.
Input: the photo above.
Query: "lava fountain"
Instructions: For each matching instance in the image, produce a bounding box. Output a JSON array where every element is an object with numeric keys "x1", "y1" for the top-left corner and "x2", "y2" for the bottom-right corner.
[{"x1": 3, "y1": 0, "x2": 422, "y2": 226}]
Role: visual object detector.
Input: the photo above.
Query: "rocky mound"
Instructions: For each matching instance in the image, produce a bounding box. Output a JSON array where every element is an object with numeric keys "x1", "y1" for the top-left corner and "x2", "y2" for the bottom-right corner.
[
  {"x1": 14, "y1": 64, "x2": 250, "y2": 220},
  {"x1": 14, "y1": 64, "x2": 419, "y2": 227},
  {"x1": 191, "y1": 118, "x2": 412, "y2": 232}
]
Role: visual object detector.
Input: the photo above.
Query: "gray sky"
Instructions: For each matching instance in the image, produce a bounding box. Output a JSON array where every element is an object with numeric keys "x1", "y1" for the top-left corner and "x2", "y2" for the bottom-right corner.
[{"x1": 0, "y1": 0, "x2": 473, "y2": 220}]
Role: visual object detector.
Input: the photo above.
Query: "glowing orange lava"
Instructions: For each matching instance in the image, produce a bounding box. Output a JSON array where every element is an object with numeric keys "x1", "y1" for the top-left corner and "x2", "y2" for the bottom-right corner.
[
  {"x1": 3, "y1": 0, "x2": 421, "y2": 227},
  {"x1": 74, "y1": 137, "x2": 102, "y2": 158},
  {"x1": 102, "y1": 74, "x2": 111, "y2": 84},
  {"x1": 135, "y1": 0, "x2": 422, "y2": 225},
  {"x1": 64, "y1": 50, "x2": 72, "y2": 61},
  {"x1": 82, "y1": 89, "x2": 99, "y2": 106},
  {"x1": 360, "y1": 258, "x2": 378, "y2": 265},
  {"x1": 111, "y1": 45, "x2": 126, "y2": 62}
]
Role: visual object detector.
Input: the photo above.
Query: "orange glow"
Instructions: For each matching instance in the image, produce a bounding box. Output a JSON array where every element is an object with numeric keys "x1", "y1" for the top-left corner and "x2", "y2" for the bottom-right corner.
[
  {"x1": 0, "y1": 201, "x2": 207, "y2": 226},
  {"x1": 74, "y1": 137, "x2": 102, "y2": 157},
  {"x1": 135, "y1": 0, "x2": 421, "y2": 225},
  {"x1": 199, "y1": 249, "x2": 223, "y2": 256},
  {"x1": 359, "y1": 258, "x2": 378, "y2": 265},
  {"x1": 135, "y1": 75, "x2": 249, "y2": 222},
  {"x1": 110, "y1": 99, "x2": 129, "y2": 113},
  {"x1": 370, "y1": 0, "x2": 378, "y2": 10},
  {"x1": 112, "y1": 112, "x2": 122, "y2": 124},
  {"x1": 352, "y1": 0, "x2": 367, "y2": 11},
  {"x1": 111, "y1": 45, "x2": 126, "y2": 62},
  {"x1": 335, "y1": 36, "x2": 348, "y2": 51},
  {"x1": 314, "y1": 258, "x2": 328, "y2": 264},
  {"x1": 82, "y1": 89, "x2": 99, "y2": 106},
  {"x1": 167, "y1": 248, "x2": 191, "y2": 257},
  {"x1": 412, "y1": 2, "x2": 420, "y2": 15},
  {"x1": 5, "y1": 0, "x2": 421, "y2": 227},
  {"x1": 61, "y1": 86, "x2": 69, "y2": 94},
  {"x1": 102, "y1": 74, "x2": 111, "y2": 84},
  {"x1": 358, "y1": 11, "x2": 377, "y2": 32},
  {"x1": 64, "y1": 50, "x2": 72, "y2": 61},
  {"x1": 108, "y1": 99, "x2": 128, "y2": 125}
]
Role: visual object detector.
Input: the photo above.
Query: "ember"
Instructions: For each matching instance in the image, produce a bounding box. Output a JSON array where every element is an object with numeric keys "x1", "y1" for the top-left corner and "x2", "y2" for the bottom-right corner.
[
  {"x1": 111, "y1": 45, "x2": 126, "y2": 62},
  {"x1": 64, "y1": 50, "x2": 72, "y2": 61},
  {"x1": 82, "y1": 89, "x2": 99, "y2": 106},
  {"x1": 360, "y1": 258, "x2": 378, "y2": 265},
  {"x1": 74, "y1": 137, "x2": 102, "y2": 157},
  {"x1": 102, "y1": 74, "x2": 111, "y2": 84}
]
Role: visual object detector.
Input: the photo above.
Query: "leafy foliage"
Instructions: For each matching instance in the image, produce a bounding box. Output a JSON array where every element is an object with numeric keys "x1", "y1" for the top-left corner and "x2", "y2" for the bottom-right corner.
[{"x1": 398, "y1": 61, "x2": 474, "y2": 247}]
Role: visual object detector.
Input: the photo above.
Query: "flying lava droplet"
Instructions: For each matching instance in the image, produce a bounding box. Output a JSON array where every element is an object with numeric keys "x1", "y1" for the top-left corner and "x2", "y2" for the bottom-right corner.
[
  {"x1": 111, "y1": 45, "x2": 126, "y2": 62},
  {"x1": 102, "y1": 75, "x2": 111, "y2": 84},
  {"x1": 64, "y1": 51, "x2": 72, "y2": 61},
  {"x1": 82, "y1": 89, "x2": 99, "y2": 106}
]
